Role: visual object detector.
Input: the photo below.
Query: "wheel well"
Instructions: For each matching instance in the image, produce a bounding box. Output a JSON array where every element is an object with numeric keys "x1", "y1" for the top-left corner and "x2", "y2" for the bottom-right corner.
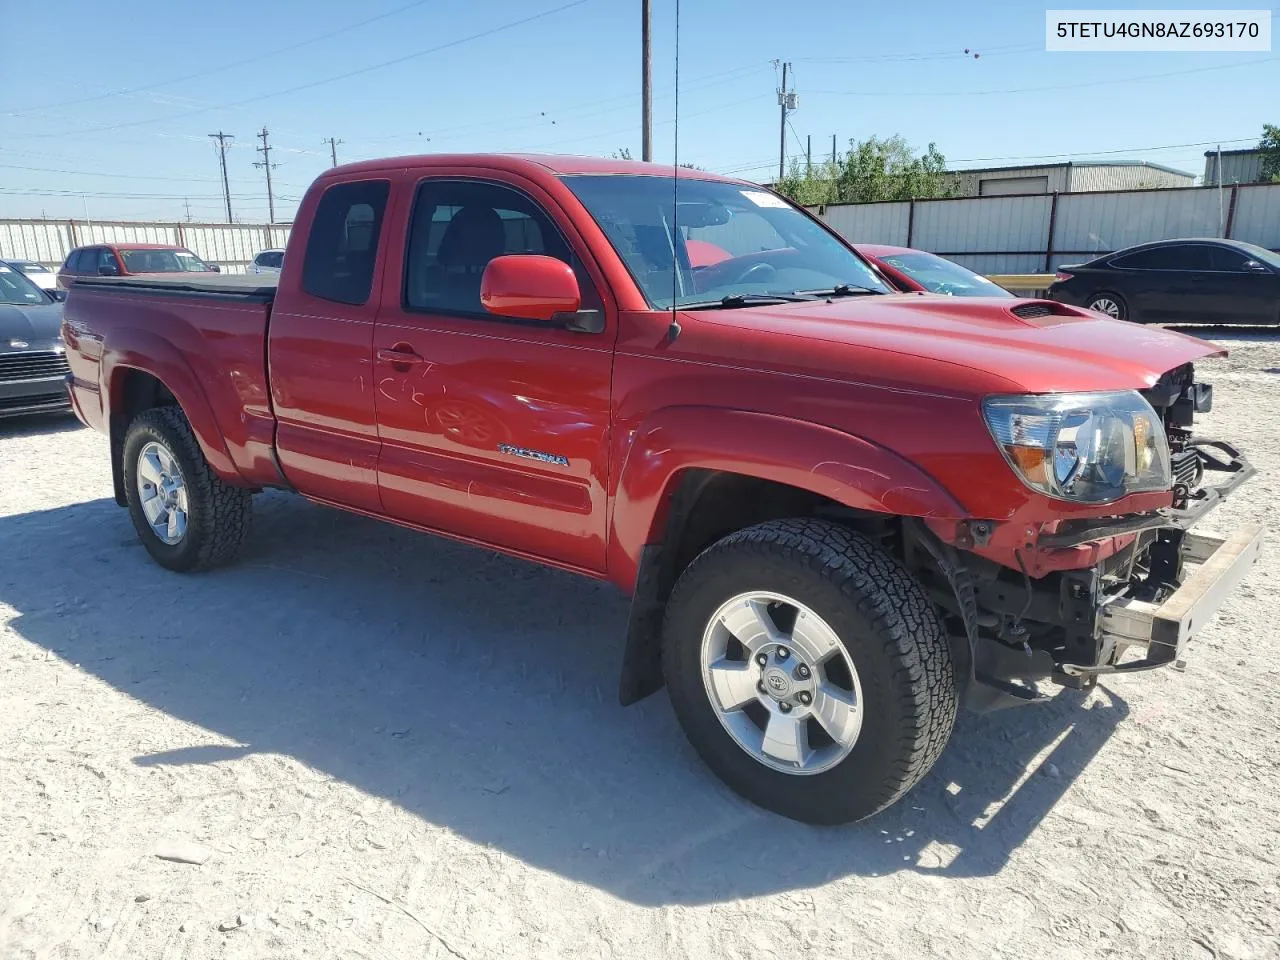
[
  {"x1": 617, "y1": 469, "x2": 896, "y2": 705},
  {"x1": 108, "y1": 369, "x2": 179, "y2": 506},
  {"x1": 666, "y1": 470, "x2": 889, "y2": 575}
]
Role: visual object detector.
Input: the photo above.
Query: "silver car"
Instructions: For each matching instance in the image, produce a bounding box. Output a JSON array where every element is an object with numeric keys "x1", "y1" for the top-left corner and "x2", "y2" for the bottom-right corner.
[{"x1": 249, "y1": 249, "x2": 284, "y2": 276}]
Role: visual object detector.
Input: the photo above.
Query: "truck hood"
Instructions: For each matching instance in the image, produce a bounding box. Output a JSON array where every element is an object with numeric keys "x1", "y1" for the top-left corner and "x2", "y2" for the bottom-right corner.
[
  {"x1": 698, "y1": 294, "x2": 1224, "y2": 395},
  {"x1": 0, "y1": 301, "x2": 64, "y2": 349}
]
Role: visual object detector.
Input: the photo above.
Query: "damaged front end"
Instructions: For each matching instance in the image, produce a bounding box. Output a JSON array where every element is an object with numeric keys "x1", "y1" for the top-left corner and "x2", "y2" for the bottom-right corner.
[{"x1": 910, "y1": 362, "x2": 1263, "y2": 712}]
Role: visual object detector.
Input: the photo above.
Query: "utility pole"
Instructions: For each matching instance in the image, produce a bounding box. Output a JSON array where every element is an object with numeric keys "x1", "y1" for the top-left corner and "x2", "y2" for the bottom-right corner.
[
  {"x1": 641, "y1": 0, "x2": 652, "y2": 161},
  {"x1": 254, "y1": 127, "x2": 278, "y2": 223},
  {"x1": 324, "y1": 136, "x2": 343, "y2": 168},
  {"x1": 208, "y1": 131, "x2": 234, "y2": 224},
  {"x1": 183, "y1": 198, "x2": 192, "y2": 223},
  {"x1": 1216, "y1": 144, "x2": 1224, "y2": 236},
  {"x1": 832, "y1": 133, "x2": 837, "y2": 165},
  {"x1": 806, "y1": 134, "x2": 812, "y2": 175},
  {"x1": 776, "y1": 61, "x2": 795, "y2": 182}
]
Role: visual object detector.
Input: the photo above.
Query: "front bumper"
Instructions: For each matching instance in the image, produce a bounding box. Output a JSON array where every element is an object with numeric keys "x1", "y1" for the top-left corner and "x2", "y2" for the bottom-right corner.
[
  {"x1": 1061, "y1": 523, "x2": 1264, "y2": 678},
  {"x1": 949, "y1": 437, "x2": 1262, "y2": 710},
  {"x1": 0, "y1": 375, "x2": 72, "y2": 418}
]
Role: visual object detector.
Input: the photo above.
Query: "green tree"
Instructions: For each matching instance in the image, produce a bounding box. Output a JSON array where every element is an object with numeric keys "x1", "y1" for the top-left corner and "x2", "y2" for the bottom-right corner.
[
  {"x1": 1260, "y1": 124, "x2": 1280, "y2": 182},
  {"x1": 776, "y1": 135, "x2": 954, "y2": 205},
  {"x1": 611, "y1": 147, "x2": 634, "y2": 160}
]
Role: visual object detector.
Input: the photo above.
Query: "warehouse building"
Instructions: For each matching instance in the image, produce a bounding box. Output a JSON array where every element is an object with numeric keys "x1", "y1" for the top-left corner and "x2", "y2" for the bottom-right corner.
[
  {"x1": 942, "y1": 160, "x2": 1194, "y2": 197},
  {"x1": 1203, "y1": 148, "x2": 1267, "y2": 185}
]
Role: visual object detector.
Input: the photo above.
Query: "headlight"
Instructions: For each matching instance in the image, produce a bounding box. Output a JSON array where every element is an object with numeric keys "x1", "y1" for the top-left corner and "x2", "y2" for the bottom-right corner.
[{"x1": 982, "y1": 391, "x2": 1171, "y2": 503}]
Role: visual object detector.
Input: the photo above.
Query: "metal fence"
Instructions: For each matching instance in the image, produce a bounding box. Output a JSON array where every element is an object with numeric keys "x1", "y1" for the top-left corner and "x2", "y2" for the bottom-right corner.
[
  {"x1": 0, "y1": 219, "x2": 292, "y2": 274},
  {"x1": 811, "y1": 182, "x2": 1280, "y2": 274}
]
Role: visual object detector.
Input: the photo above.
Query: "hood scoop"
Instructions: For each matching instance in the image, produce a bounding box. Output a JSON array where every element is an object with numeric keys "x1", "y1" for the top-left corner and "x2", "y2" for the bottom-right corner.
[{"x1": 1009, "y1": 300, "x2": 1073, "y2": 320}]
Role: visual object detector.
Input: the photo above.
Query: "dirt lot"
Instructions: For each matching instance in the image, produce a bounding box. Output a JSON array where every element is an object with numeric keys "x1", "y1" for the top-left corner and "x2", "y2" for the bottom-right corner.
[{"x1": 2, "y1": 331, "x2": 1278, "y2": 960}]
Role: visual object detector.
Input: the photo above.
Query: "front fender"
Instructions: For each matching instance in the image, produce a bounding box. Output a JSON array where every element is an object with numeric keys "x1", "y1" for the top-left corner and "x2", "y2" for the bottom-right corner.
[
  {"x1": 607, "y1": 406, "x2": 969, "y2": 590},
  {"x1": 103, "y1": 330, "x2": 241, "y2": 485}
]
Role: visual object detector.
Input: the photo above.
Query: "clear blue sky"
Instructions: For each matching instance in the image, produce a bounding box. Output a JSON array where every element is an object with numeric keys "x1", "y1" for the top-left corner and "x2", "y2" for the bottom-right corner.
[{"x1": 1, "y1": 0, "x2": 1275, "y2": 222}]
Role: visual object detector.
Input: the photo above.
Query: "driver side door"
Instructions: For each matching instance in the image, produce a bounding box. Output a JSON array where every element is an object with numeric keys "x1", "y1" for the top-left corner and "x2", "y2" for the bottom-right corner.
[{"x1": 372, "y1": 175, "x2": 616, "y2": 574}]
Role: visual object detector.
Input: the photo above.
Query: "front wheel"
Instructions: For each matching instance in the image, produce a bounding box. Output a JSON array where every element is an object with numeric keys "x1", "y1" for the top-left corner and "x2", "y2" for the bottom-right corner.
[
  {"x1": 661, "y1": 519, "x2": 958, "y2": 825},
  {"x1": 122, "y1": 406, "x2": 252, "y2": 572}
]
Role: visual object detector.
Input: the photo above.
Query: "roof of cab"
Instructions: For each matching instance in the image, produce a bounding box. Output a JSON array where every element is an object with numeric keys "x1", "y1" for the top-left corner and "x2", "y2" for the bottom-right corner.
[{"x1": 317, "y1": 152, "x2": 744, "y2": 183}]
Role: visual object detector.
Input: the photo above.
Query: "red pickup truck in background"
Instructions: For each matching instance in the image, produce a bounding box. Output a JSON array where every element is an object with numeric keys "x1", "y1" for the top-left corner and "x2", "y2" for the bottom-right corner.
[{"x1": 60, "y1": 154, "x2": 1262, "y2": 825}]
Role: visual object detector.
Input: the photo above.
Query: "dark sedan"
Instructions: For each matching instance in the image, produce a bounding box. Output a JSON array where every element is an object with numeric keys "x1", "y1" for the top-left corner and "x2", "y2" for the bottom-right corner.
[
  {"x1": 0, "y1": 262, "x2": 72, "y2": 418},
  {"x1": 1047, "y1": 238, "x2": 1280, "y2": 325}
]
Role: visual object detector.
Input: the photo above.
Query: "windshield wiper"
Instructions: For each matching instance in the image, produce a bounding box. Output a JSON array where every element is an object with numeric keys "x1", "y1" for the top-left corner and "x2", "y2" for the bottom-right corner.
[
  {"x1": 685, "y1": 292, "x2": 819, "y2": 310},
  {"x1": 800, "y1": 283, "x2": 884, "y2": 298}
]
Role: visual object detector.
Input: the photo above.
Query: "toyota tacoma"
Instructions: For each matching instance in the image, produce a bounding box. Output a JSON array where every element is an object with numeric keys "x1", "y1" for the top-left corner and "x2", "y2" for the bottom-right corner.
[{"x1": 60, "y1": 154, "x2": 1262, "y2": 824}]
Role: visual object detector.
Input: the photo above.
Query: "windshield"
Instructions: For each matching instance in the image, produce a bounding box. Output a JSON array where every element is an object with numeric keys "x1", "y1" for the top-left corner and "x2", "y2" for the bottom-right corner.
[
  {"x1": 877, "y1": 251, "x2": 1014, "y2": 297},
  {"x1": 560, "y1": 174, "x2": 891, "y2": 308},
  {"x1": 0, "y1": 264, "x2": 48, "y2": 305},
  {"x1": 118, "y1": 248, "x2": 212, "y2": 273}
]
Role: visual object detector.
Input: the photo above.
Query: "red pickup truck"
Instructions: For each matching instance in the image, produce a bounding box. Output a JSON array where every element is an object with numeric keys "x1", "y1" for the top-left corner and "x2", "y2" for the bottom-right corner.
[{"x1": 60, "y1": 154, "x2": 1262, "y2": 824}]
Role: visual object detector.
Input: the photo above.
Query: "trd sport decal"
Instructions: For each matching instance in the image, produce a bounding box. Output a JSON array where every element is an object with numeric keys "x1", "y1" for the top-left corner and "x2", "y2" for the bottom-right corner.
[{"x1": 497, "y1": 444, "x2": 570, "y2": 467}]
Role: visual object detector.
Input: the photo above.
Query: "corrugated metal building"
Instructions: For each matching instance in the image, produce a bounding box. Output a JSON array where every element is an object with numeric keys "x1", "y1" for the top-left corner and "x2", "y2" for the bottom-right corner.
[
  {"x1": 942, "y1": 161, "x2": 1194, "y2": 197},
  {"x1": 810, "y1": 181, "x2": 1280, "y2": 276},
  {"x1": 1203, "y1": 149, "x2": 1267, "y2": 185}
]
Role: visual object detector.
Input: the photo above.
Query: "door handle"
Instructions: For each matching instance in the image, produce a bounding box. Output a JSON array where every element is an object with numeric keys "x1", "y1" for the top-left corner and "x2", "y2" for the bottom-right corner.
[{"x1": 377, "y1": 345, "x2": 425, "y2": 367}]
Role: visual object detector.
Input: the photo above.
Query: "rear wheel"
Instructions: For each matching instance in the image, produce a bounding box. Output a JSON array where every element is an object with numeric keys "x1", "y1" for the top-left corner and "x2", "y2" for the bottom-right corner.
[
  {"x1": 1086, "y1": 292, "x2": 1128, "y2": 321},
  {"x1": 122, "y1": 406, "x2": 252, "y2": 572},
  {"x1": 661, "y1": 519, "x2": 958, "y2": 825}
]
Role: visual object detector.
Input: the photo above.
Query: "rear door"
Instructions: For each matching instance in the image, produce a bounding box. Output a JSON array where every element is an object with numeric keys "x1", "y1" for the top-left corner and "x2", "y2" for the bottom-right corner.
[
  {"x1": 371, "y1": 173, "x2": 616, "y2": 574},
  {"x1": 267, "y1": 178, "x2": 392, "y2": 511}
]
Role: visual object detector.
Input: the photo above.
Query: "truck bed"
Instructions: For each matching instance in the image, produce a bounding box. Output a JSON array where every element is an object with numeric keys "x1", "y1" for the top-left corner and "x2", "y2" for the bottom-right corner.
[
  {"x1": 73, "y1": 273, "x2": 277, "y2": 300},
  {"x1": 63, "y1": 271, "x2": 280, "y2": 488}
]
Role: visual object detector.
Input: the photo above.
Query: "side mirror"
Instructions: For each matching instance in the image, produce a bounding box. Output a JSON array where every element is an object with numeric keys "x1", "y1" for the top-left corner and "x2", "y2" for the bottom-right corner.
[
  {"x1": 208, "y1": 263, "x2": 222, "y2": 273},
  {"x1": 97, "y1": 263, "x2": 119, "y2": 276},
  {"x1": 480, "y1": 255, "x2": 582, "y2": 322},
  {"x1": 1244, "y1": 259, "x2": 1270, "y2": 273},
  {"x1": 48, "y1": 289, "x2": 67, "y2": 302}
]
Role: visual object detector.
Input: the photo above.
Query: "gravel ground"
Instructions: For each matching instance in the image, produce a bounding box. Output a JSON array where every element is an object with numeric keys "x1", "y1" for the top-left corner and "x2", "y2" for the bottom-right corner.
[{"x1": 1, "y1": 331, "x2": 1278, "y2": 960}]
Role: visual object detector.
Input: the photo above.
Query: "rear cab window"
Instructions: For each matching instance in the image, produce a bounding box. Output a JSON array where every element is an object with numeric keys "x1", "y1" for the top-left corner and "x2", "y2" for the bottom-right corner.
[{"x1": 302, "y1": 180, "x2": 390, "y2": 305}]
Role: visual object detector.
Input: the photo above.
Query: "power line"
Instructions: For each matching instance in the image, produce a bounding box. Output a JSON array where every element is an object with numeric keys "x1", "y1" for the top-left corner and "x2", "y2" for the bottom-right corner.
[
  {"x1": 950, "y1": 137, "x2": 1259, "y2": 165},
  {"x1": 9, "y1": 0, "x2": 438, "y2": 116},
  {"x1": 793, "y1": 42, "x2": 1040, "y2": 64},
  {"x1": 17, "y1": 0, "x2": 597, "y2": 141},
  {"x1": 717, "y1": 131, "x2": 1263, "y2": 179},
  {"x1": 809, "y1": 55, "x2": 1279, "y2": 98}
]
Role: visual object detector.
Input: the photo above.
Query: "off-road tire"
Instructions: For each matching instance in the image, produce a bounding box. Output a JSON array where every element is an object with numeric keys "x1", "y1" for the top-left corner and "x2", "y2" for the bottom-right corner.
[
  {"x1": 661, "y1": 519, "x2": 957, "y2": 825},
  {"x1": 122, "y1": 406, "x2": 252, "y2": 572}
]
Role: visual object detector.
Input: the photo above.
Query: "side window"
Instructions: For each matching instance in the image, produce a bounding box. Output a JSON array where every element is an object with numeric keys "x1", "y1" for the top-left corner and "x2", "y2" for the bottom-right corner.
[
  {"x1": 301, "y1": 179, "x2": 390, "y2": 305},
  {"x1": 1112, "y1": 247, "x2": 1173, "y2": 269},
  {"x1": 64, "y1": 250, "x2": 81, "y2": 271},
  {"x1": 97, "y1": 249, "x2": 118, "y2": 273},
  {"x1": 404, "y1": 179, "x2": 598, "y2": 317},
  {"x1": 1207, "y1": 246, "x2": 1250, "y2": 272},
  {"x1": 264, "y1": 251, "x2": 284, "y2": 268},
  {"x1": 1165, "y1": 245, "x2": 1213, "y2": 271}
]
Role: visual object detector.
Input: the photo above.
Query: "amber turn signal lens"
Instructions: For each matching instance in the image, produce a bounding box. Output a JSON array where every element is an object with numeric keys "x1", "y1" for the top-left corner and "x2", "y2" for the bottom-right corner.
[{"x1": 1006, "y1": 445, "x2": 1049, "y2": 485}]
